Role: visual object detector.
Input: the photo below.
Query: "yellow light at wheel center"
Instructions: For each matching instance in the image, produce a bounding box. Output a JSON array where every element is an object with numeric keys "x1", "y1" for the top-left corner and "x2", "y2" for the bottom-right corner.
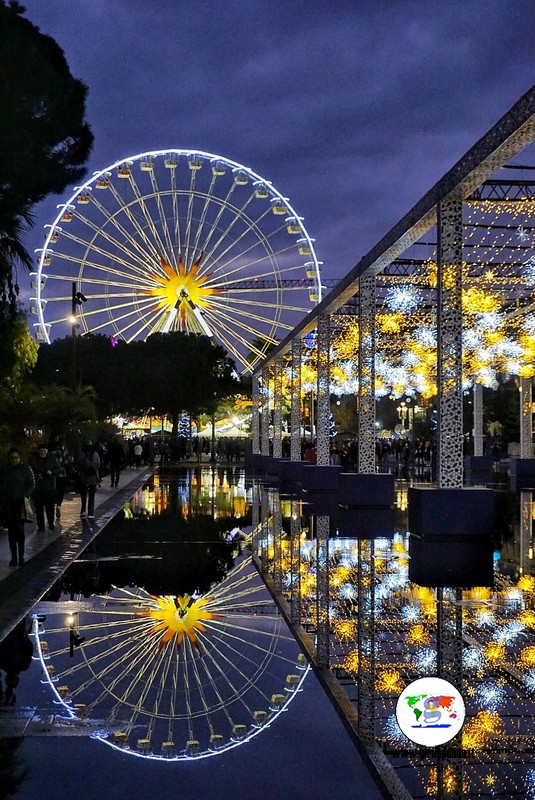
[
  {"x1": 137, "y1": 593, "x2": 219, "y2": 652},
  {"x1": 141, "y1": 254, "x2": 218, "y2": 326}
]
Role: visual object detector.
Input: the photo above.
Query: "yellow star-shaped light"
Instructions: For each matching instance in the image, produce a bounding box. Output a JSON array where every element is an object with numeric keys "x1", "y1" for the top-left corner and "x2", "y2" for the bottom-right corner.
[
  {"x1": 137, "y1": 594, "x2": 219, "y2": 653},
  {"x1": 141, "y1": 253, "x2": 218, "y2": 326}
]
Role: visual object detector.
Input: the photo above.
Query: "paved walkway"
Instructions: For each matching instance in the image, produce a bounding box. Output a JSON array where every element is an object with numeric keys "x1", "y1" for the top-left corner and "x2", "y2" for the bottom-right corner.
[{"x1": 0, "y1": 467, "x2": 152, "y2": 641}]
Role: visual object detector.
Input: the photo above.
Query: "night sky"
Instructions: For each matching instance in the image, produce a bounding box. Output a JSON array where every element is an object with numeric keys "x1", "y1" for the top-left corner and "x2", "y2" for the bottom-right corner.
[{"x1": 17, "y1": 1, "x2": 535, "y2": 294}]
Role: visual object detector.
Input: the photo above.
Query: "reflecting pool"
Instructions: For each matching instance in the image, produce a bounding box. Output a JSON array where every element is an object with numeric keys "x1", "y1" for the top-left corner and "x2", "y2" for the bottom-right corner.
[
  {"x1": 4, "y1": 467, "x2": 535, "y2": 799},
  {"x1": 0, "y1": 467, "x2": 383, "y2": 800}
]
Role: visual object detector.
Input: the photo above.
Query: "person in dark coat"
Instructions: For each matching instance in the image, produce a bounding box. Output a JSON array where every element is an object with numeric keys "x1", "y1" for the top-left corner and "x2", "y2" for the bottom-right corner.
[
  {"x1": 29, "y1": 443, "x2": 60, "y2": 532},
  {"x1": 0, "y1": 448, "x2": 35, "y2": 566},
  {"x1": 75, "y1": 443, "x2": 101, "y2": 519},
  {"x1": 107, "y1": 437, "x2": 125, "y2": 488}
]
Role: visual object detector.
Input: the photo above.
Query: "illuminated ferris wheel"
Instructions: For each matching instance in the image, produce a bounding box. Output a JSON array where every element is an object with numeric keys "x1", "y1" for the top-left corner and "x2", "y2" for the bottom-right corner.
[
  {"x1": 31, "y1": 149, "x2": 322, "y2": 371},
  {"x1": 33, "y1": 559, "x2": 309, "y2": 760}
]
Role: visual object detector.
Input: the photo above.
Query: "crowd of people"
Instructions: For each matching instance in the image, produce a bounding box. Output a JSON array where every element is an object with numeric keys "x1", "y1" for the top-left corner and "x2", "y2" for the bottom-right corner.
[
  {"x1": 0, "y1": 433, "x2": 249, "y2": 569},
  {"x1": 0, "y1": 435, "x2": 129, "y2": 568}
]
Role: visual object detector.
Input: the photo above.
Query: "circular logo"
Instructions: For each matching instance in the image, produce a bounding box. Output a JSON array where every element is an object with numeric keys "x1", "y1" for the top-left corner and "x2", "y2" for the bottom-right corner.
[{"x1": 395, "y1": 677, "x2": 465, "y2": 747}]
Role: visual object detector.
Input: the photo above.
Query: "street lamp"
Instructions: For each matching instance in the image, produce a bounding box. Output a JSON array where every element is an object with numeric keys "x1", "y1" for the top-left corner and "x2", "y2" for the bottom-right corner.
[{"x1": 71, "y1": 282, "x2": 87, "y2": 387}]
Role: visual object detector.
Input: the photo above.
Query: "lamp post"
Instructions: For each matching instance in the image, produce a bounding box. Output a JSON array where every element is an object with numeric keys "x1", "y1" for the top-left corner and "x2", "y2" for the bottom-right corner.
[{"x1": 69, "y1": 282, "x2": 87, "y2": 387}]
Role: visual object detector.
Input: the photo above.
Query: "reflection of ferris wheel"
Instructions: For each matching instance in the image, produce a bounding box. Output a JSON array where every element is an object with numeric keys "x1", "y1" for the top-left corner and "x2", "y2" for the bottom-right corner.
[
  {"x1": 34, "y1": 559, "x2": 309, "y2": 760},
  {"x1": 31, "y1": 149, "x2": 322, "y2": 370}
]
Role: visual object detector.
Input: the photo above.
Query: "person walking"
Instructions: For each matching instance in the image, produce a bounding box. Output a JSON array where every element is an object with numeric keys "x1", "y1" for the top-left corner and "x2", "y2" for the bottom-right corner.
[
  {"x1": 47, "y1": 435, "x2": 68, "y2": 520},
  {"x1": 29, "y1": 443, "x2": 60, "y2": 532},
  {"x1": 0, "y1": 448, "x2": 35, "y2": 567},
  {"x1": 107, "y1": 437, "x2": 125, "y2": 488},
  {"x1": 75, "y1": 443, "x2": 101, "y2": 519}
]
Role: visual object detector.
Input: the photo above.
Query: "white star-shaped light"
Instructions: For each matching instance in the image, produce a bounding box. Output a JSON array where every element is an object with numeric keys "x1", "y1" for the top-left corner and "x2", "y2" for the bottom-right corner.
[{"x1": 517, "y1": 225, "x2": 530, "y2": 243}]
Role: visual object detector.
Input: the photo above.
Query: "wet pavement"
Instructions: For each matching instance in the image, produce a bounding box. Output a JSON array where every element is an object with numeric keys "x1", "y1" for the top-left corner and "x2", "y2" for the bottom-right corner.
[{"x1": 0, "y1": 467, "x2": 152, "y2": 641}]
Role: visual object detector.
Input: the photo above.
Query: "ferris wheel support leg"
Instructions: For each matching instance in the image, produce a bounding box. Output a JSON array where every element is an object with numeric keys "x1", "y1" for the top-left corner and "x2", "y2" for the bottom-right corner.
[
  {"x1": 358, "y1": 273, "x2": 376, "y2": 474},
  {"x1": 316, "y1": 314, "x2": 331, "y2": 467}
]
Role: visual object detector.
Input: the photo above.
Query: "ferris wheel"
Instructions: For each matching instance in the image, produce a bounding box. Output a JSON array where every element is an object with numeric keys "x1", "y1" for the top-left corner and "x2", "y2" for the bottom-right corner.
[
  {"x1": 31, "y1": 149, "x2": 322, "y2": 371},
  {"x1": 33, "y1": 558, "x2": 309, "y2": 760}
]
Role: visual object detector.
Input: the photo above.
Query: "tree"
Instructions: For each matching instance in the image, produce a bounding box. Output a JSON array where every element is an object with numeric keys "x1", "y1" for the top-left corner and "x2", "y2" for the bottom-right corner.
[
  {"x1": 0, "y1": 311, "x2": 38, "y2": 387},
  {"x1": 0, "y1": 0, "x2": 93, "y2": 307}
]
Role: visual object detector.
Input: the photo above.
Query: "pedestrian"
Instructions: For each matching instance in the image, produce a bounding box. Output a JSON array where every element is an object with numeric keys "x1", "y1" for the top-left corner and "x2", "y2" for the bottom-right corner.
[
  {"x1": 75, "y1": 442, "x2": 101, "y2": 519},
  {"x1": 47, "y1": 435, "x2": 68, "y2": 520},
  {"x1": 107, "y1": 437, "x2": 125, "y2": 488},
  {"x1": 133, "y1": 441, "x2": 143, "y2": 468},
  {"x1": 29, "y1": 443, "x2": 60, "y2": 532},
  {"x1": 0, "y1": 448, "x2": 35, "y2": 567}
]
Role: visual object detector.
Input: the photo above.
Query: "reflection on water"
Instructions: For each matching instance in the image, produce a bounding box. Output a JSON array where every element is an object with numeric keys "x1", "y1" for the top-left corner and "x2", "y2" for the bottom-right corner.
[
  {"x1": 24, "y1": 468, "x2": 310, "y2": 762},
  {"x1": 255, "y1": 483, "x2": 535, "y2": 799}
]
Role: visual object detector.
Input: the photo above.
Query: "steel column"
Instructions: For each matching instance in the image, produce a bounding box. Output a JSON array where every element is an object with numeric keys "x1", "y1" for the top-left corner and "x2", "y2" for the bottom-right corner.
[
  {"x1": 358, "y1": 273, "x2": 376, "y2": 474},
  {"x1": 357, "y1": 539, "x2": 375, "y2": 741},
  {"x1": 252, "y1": 375, "x2": 260, "y2": 455},
  {"x1": 316, "y1": 314, "x2": 331, "y2": 467},
  {"x1": 272, "y1": 491, "x2": 283, "y2": 592},
  {"x1": 290, "y1": 338, "x2": 302, "y2": 462},
  {"x1": 437, "y1": 197, "x2": 464, "y2": 489},
  {"x1": 473, "y1": 382, "x2": 483, "y2": 457},
  {"x1": 520, "y1": 377, "x2": 533, "y2": 459},
  {"x1": 436, "y1": 587, "x2": 464, "y2": 800},
  {"x1": 261, "y1": 366, "x2": 270, "y2": 457},
  {"x1": 272, "y1": 357, "x2": 283, "y2": 459},
  {"x1": 290, "y1": 501, "x2": 302, "y2": 625},
  {"x1": 315, "y1": 515, "x2": 330, "y2": 668}
]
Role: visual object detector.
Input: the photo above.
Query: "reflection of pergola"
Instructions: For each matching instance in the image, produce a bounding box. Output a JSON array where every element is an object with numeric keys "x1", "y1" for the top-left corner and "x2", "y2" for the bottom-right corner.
[
  {"x1": 252, "y1": 85, "x2": 535, "y2": 479},
  {"x1": 250, "y1": 85, "x2": 535, "y2": 800}
]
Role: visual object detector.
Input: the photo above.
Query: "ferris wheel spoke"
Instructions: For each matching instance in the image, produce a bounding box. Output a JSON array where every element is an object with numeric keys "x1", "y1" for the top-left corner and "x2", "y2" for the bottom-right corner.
[
  {"x1": 148, "y1": 169, "x2": 177, "y2": 264},
  {"x1": 183, "y1": 168, "x2": 200, "y2": 268},
  {"x1": 125, "y1": 171, "x2": 174, "y2": 266},
  {"x1": 203, "y1": 305, "x2": 279, "y2": 345},
  {"x1": 170, "y1": 166, "x2": 183, "y2": 259},
  {"x1": 206, "y1": 302, "x2": 282, "y2": 332},
  {"x1": 198, "y1": 194, "x2": 261, "y2": 278},
  {"x1": 78, "y1": 195, "x2": 166, "y2": 277},
  {"x1": 50, "y1": 247, "x2": 155, "y2": 284},
  {"x1": 121, "y1": 304, "x2": 172, "y2": 342},
  {"x1": 201, "y1": 204, "x2": 274, "y2": 280},
  {"x1": 190, "y1": 173, "x2": 219, "y2": 259},
  {"x1": 194, "y1": 183, "x2": 246, "y2": 277},
  {"x1": 208, "y1": 249, "x2": 304, "y2": 286},
  {"x1": 106, "y1": 181, "x2": 165, "y2": 268}
]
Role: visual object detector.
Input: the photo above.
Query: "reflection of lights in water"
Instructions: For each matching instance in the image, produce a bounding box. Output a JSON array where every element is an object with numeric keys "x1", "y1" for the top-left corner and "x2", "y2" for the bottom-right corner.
[
  {"x1": 409, "y1": 648, "x2": 437, "y2": 673},
  {"x1": 384, "y1": 714, "x2": 411, "y2": 746},
  {"x1": 34, "y1": 559, "x2": 309, "y2": 761},
  {"x1": 505, "y1": 588, "x2": 524, "y2": 609},
  {"x1": 462, "y1": 646, "x2": 485, "y2": 670},
  {"x1": 401, "y1": 605, "x2": 420, "y2": 622},
  {"x1": 475, "y1": 682, "x2": 507, "y2": 711},
  {"x1": 523, "y1": 669, "x2": 535, "y2": 692},
  {"x1": 474, "y1": 609, "x2": 495, "y2": 628},
  {"x1": 492, "y1": 621, "x2": 526, "y2": 644},
  {"x1": 525, "y1": 768, "x2": 535, "y2": 800}
]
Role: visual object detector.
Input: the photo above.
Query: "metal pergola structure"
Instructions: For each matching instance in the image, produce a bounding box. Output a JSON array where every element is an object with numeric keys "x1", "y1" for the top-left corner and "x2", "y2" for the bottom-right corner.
[
  {"x1": 250, "y1": 85, "x2": 535, "y2": 800},
  {"x1": 252, "y1": 84, "x2": 535, "y2": 481}
]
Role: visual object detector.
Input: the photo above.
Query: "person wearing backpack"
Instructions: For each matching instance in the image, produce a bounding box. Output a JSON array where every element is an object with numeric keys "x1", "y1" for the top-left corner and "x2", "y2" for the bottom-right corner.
[{"x1": 75, "y1": 442, "x2": 101, "y2": 519}]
